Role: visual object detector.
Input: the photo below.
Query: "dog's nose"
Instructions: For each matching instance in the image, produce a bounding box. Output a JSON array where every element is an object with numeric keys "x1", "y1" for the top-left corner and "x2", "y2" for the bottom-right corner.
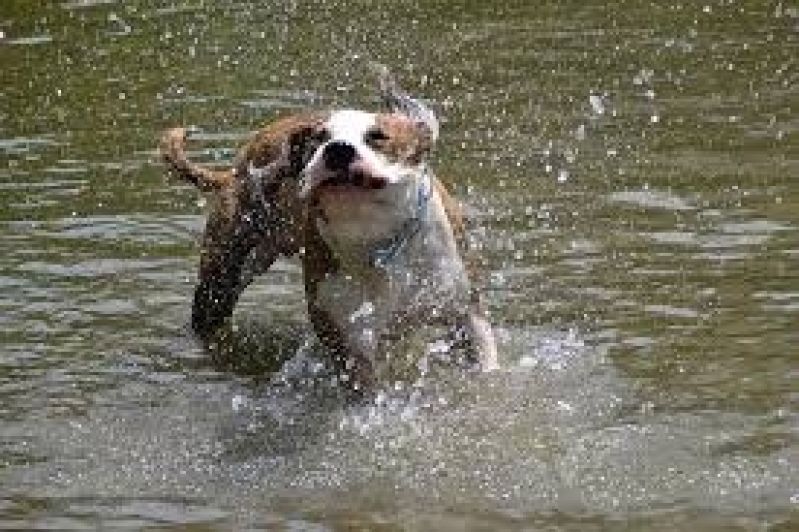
[{"x1": 323, "y1": 141, "x2": 357, "y2": 171}]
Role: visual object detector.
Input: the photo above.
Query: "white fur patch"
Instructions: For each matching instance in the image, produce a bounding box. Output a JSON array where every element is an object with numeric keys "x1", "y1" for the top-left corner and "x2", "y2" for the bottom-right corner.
[
  {"x1": 299, "y1": 109, "x2": 412, "y2": 198},
  {"x1": 326, "y1": 109, "x2": 377, "y2": 144}
]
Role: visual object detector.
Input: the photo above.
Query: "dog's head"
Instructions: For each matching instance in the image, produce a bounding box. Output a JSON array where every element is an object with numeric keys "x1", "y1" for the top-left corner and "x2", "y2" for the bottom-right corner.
[
  {"x1": 298, "y1": 107, "x2": 438, "y2": 199},
  {"x1": 238, "y1": 71, "x2": 439, "y2": 245}
]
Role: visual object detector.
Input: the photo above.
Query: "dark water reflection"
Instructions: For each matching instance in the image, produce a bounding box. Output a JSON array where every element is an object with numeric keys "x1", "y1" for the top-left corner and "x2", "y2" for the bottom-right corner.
[{"x1": 1, "y1": 0, "x2": 797, "y2": 530}]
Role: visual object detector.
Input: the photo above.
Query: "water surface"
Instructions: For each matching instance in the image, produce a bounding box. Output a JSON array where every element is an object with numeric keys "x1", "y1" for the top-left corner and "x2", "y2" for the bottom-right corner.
[{"x1": 1, "y1": 1, "x2": 797, "y2": 530}]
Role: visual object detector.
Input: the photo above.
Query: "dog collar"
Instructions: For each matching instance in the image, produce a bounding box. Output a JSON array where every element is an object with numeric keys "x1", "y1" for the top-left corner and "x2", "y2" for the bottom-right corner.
[{"x1": 369, "y1": 168, "x2": 432, "y2": 269}]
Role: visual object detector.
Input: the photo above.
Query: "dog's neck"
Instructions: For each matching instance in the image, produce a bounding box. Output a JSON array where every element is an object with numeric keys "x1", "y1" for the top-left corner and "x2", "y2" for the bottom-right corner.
[
  {"x1": 368, "y1": 167, "x2": 432, "y2": 268},
  {"x1": 314, "y1": 167, "x2": 436, "y2": 273}
]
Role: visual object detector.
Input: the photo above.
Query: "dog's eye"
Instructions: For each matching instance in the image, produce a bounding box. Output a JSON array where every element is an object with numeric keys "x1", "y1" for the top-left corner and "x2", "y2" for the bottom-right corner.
[{"x1": 364, "y1": 128, "x2": 389, "y2": 145}]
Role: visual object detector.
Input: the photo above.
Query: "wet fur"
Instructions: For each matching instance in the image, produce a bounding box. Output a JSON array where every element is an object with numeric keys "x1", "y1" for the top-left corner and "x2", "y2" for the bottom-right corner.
[
  {"x1": 161, "y1": 103, "x2": 497, "y2": 392},
  {"x1": 160, "y1": 113, "x2": 326, "y2": 335}
]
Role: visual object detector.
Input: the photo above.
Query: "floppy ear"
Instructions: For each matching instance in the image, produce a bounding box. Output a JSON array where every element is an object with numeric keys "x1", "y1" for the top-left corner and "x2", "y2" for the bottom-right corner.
[
  {"x1": 235, "y1": 112, "x2": 327, "y2": 179},
  {"x1": 372, "y1": 63, "x2": 440, "y2": 144},
  {"x1": 287, "y1": 121, "x2": 327, "y2": 174}
]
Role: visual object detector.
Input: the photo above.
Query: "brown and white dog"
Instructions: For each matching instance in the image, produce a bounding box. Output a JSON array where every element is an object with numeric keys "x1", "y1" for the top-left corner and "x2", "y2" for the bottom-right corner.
[{"x1": 160, "y1": 71, "x2": 497, "y2": 392}]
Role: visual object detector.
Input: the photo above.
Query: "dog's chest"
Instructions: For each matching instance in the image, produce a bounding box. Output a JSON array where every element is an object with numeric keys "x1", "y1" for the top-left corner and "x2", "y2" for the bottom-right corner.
[
  {"x1": 316, "y1": 254, "x2": 464, "y2": 323},
  {"x1": 308, "y1": 184, "x2": 476, "y2": 379},
  {"x1": 314, "y1": 227, "x2": 470, "y2": 343}
]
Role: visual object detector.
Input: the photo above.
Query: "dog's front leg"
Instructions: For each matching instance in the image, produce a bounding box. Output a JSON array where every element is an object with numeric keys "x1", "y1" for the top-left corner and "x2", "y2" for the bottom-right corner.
[{"x1": 307, "y1": 302, "x2": 377, "y2": 396}]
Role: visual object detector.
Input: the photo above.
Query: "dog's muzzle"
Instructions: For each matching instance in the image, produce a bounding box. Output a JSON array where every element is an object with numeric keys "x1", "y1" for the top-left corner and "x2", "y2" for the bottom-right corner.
[{"x1": 300, "y1": 141, "x2": 388, "y2": 197}]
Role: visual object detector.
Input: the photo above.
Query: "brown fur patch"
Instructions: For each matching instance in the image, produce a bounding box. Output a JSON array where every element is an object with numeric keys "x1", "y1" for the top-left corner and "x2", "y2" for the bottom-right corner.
[
  {"x1": 160, "y1": 111, "x2": 329, "y2": 336},
  {"x1": 373, "y1": 113, "x2": 433, "y2": 164},
  {"x1": 236, "y1": 112, "x2": 328, "y2": 172}
]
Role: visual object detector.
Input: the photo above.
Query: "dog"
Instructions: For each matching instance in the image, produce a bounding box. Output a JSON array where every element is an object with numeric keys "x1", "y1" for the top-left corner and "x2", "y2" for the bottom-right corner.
[{"x1": 160, "y1": 70, "x2": 497, "y2": 392}]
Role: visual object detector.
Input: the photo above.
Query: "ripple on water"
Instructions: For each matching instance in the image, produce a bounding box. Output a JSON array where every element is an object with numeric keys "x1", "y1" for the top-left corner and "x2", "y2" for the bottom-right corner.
[
  {"x1": 643, "y1": 218, "x2": 793, "y2": 251},
  {"x1": 753, "y1": 291, "x2": 799, "y2": 313},
  {"x1": 240, "y1": 88, "x2": 324, "y2": 110},
  {"x1": 3, "y1": 36, "x2": 53, "y2": 46},
  {"x1": 0, "y1": 137, "x2": 60, "y2": 155},
  {"x1": 60, "y1": 0, "x2": 118, "y2": 9},
  {"x1": 607, "y1": 189, "x2": 696, "y2": 212},
  {"x1": 5, "y1": 215, "x2": 202, "y2": 245}
]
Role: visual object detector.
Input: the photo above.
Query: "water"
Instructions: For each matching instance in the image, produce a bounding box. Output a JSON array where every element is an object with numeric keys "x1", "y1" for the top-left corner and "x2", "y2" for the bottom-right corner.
[{"x1": 1, "y1": 0, "x2": 797, "y2": 529}]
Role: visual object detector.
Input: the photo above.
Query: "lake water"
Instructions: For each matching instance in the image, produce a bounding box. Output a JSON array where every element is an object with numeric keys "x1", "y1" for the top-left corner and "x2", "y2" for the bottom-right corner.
[{"x1": 1, "y1": 1, "x2": 797, "y2": 530}]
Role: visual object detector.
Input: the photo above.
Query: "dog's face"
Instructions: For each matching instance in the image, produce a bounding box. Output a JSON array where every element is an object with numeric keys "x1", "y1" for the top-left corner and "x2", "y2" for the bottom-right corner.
[{"x1": 298, "y1": 109, "x2": 434, "y2": 199}]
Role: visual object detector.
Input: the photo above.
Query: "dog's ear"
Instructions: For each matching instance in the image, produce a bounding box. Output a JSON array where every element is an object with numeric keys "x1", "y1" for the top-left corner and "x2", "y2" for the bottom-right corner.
[
  {"x1": 286, "y1": 119, "x2": 328, "y2": 173},
  {"x1": 372, "y1": 63, "x2": 439, "y2": 145},
  {"x1": 238, "y1": 112, "x2": 327, "y2": 178}
]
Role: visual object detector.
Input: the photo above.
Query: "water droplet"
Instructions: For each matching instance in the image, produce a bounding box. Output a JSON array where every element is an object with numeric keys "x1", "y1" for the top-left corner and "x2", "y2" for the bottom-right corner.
[
  {"x1": 231, "y1": 395, "x2": 246, "y2": 412},
  {"x1": 589, "y1": 93, "x2": 605, "y2": 115},
  {"x1": 349, "y1": 301, "x2": 375, "y2": 323},
  {"x1": 557, "y1": 400, "x2": 573, "y2": 412},
  {"x1": 633, "y1": 68, "x2": 654, "y2": 86}
]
